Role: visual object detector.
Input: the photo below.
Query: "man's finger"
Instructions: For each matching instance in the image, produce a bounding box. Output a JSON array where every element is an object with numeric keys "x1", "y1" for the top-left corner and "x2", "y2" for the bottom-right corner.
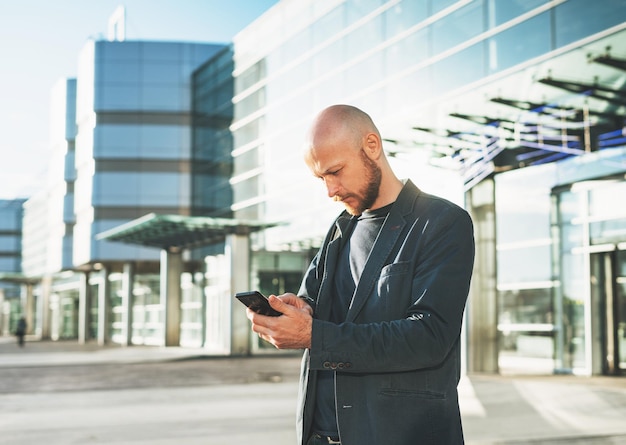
[{"x1": 268, "y1": 295, "x2": 290, "y2": 313}]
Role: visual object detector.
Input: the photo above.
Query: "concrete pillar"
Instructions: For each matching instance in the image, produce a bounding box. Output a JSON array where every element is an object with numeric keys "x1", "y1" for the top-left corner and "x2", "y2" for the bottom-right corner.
[
  {"x1": 198, "y1": 271, "x2": 207, "y2": 348},
  {"x1": 227, "y1": 232, "x2": 251, "y2": 356},
  {"x1": 161, "y1": 248, "x2": 182, "y2": 347},
  {"x1": 97, "y1": 267, "x2": 110, "y2": 346},
  {"x1": 78, "y1": 272, "x2": 91, "y2": 344},
  {"x1": 20, "y1": 283, "x2": 36, "y2": 335},
  {"x1": 466, "y1": 178, "x2": 499, "y2": 374},
  {"x1": 39, "y1": 275, "x2": 53, "y2": 340},
  {"x1": 0, "y1": 289, "x2": 4, "y2": 336},
  {"x1": 121, "y1": 262, "x2": 134, "y2": 346}
]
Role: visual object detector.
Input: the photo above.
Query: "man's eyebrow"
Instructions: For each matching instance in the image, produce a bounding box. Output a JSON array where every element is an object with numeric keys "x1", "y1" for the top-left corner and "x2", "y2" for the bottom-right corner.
[{"x1": 321, "y1": 164, "x2": 342, "y2": 175}]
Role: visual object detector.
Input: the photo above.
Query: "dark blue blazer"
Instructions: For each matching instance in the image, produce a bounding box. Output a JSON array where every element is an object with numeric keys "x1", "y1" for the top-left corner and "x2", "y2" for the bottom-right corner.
[{"x1": 296, "y1": 180, "x2": 475, "y2": 445}]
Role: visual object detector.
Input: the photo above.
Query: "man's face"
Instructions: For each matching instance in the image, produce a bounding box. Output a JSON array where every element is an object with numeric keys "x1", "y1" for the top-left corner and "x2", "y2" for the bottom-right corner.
[{"x1": 306, "y1": 145, "x2": 382, "y2": 216}]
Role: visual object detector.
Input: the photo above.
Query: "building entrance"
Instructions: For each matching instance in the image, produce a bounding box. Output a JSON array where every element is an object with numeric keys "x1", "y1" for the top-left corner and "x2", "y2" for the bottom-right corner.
[{"x1": 591, "y1": 249, "x2": 626, "y2": 376}]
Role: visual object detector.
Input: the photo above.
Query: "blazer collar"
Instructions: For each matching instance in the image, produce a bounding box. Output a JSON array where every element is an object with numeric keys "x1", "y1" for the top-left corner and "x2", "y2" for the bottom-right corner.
[{"x1": 345, "y1": 179, "x2": 420, "y2": 321}]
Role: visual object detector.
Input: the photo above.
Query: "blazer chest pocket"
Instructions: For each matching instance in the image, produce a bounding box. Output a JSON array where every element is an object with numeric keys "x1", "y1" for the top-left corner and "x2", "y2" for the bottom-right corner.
[{"x1": 376, "y1": 261, "x2": 412, "y2": 316}]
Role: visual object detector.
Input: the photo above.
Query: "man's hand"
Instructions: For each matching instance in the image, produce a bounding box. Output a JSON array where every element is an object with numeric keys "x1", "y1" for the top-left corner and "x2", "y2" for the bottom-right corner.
[{"x1": 247, "y1": 293, "x2": 313, "y2": 350}]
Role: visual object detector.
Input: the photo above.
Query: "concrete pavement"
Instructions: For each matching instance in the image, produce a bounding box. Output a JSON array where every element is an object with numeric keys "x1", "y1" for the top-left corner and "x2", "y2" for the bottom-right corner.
[{"x1": 1, "y1": 337, "x2": 626, "y2": 444}]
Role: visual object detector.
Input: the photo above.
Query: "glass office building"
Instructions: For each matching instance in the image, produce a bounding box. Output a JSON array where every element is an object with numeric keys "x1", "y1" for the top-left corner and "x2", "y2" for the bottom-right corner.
[
  {"x1": 19, "y1": 39, "x2": 227, "y2": 344},
  {"x1": 73, "y1": 39, "x2": 224, "y2": 264},
  {"x1": 0, "y1": 199, "x2": 26, "y2": 335},
  {"x1": 231, "y1": 0, "x2": 626, "y2": 375},
  {"x1": 8, "y1": 1, "x2": 625, "y2": 376}
]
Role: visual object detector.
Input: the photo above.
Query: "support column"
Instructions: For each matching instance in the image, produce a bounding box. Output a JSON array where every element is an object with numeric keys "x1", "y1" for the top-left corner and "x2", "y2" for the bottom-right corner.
[
  {"x1": 121, "y1": 262, "x2": 135, "y2": 346},
  {"x1": 39, "y1": 275, "x2": 53, "y2": 340},
  {"x1": 97, "y1": 267, "x2": 110, "y2": 346},
  {"x1": 227, "y1": 232, "x2": 251, "y2": 356},
  {"x1": 78, "y1": 272, "x2": 91, "y2": 344},
  {"x1": 0, "y1": 289, "x2": 4, "y2": 336},
  {"x1": 22, "y1": 283, "x2": 36, "y2": 335},
  {"x1": 466, "y1": 178, "x2": 499, "y2": 373},
  {"x1": 161, "y1": 248, "x2": 182, "y2": 347}
]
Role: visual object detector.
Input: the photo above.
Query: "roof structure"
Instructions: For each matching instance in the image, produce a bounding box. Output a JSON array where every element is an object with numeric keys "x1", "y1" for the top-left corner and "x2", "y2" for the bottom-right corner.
[
  {"x1": 96, "y1": 213, "x2": 280, "y2": 250},
  {"x1": 0, "y1": 273, "x2": 40, "y2": 285},
  {"x1": 383, "y1": 28, "x2": 626, "y2": 191}
]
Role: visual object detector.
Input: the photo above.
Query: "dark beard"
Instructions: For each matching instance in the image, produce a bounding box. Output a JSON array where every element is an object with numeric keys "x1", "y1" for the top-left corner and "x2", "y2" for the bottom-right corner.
[{"x1": 355, "y1": 149, "x2": 382, "y2": 215}]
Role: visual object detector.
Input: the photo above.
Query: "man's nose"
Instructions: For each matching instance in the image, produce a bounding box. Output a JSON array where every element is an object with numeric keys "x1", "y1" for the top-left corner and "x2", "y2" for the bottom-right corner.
[{"x1": 325, "y1": 178, "x2": 339, "y2": 198}]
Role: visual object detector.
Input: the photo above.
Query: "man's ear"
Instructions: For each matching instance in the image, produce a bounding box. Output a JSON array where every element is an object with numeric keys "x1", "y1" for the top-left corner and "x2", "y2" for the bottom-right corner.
[{"x1": 363, "y1": 133, "x2": 382, "y2": 160}]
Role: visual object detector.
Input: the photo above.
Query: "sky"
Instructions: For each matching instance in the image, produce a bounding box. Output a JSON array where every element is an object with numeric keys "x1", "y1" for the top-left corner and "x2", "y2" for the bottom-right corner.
[{"x1": 0, "y1": 0, "x2": 279, "y2": 200}]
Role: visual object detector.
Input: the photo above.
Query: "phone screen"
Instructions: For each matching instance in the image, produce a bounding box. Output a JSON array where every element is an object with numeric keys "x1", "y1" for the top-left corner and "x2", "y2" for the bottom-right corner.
[{"x1": 235, "y1": 291, "x2": 282, "y2": 316}]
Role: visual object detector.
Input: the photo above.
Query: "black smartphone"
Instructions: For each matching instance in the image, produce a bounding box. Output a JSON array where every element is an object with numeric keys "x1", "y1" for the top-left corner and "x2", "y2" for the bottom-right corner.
[{"x1": 235, "y1": 291, "x2": 282, "y2": 316}]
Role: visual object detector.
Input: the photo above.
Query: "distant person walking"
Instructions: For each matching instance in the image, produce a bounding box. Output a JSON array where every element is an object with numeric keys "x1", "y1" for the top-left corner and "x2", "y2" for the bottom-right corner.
[{"x1": 15, "y1": 316, "x2": 27, "y2": 347}]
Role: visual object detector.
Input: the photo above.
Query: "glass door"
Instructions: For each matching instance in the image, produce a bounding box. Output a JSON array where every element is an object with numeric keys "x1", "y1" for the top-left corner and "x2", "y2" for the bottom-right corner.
[
  {"x1": 591, "y1": 249, "x2": 626, "y2": 375},
  {"x1": 616, "y1": 249, "x2": 626, "y2": 374}
]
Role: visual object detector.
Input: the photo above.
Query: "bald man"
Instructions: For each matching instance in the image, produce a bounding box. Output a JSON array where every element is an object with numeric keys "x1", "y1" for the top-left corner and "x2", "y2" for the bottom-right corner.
[{"x1": 247, "y1": 104, "x2": 475, "y2": 445}]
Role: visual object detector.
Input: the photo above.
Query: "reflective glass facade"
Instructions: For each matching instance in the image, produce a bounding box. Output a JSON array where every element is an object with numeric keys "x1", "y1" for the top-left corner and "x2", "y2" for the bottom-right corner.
[
  {"x1": 496, "y1": 165, "x2": 556, "y2": 373},
  {"x1": 553, "y1": 151, "x2": 626, "y2": 375},
  {"x1": 0, "y1": 200, "x2": 25, "y2": 324},
  {"x1": 0, "y1": 201, "x2": 24, "y2": 275},
  {"x1": 73, "y1": 40, "x2": 224, "y2": 265},
  {"x1": 232, "y1": 0, "x2": 626, "y2": 250},
  {"x1": 232, "y1": 0, "x2": 626, "y2": 373},
  {"x1": 6, "y1": 1, "x2": 625, "y2": 373},
  {"x1": 19, "y1": 39, "x2": 228, "y2": 345},
  {"x1": 191, "y1": 46, "x2": 235, "y2": 218}
]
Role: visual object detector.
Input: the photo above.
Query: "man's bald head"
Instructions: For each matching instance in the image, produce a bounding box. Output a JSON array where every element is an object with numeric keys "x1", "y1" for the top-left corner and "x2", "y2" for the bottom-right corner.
[{"x1": 307, "y1": 104, "x2": 381, "y2": 153}]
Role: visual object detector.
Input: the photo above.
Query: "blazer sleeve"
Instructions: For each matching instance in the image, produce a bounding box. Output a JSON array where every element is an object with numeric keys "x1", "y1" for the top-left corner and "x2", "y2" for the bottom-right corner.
[{"x1": 308, "y1": 204, "x2": 475, "y2": 374}]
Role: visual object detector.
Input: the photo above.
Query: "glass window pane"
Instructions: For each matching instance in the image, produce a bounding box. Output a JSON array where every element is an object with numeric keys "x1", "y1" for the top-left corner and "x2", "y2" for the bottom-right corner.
[
  {"x1": 432, "y1": 0, "x2": 484, "y2": 54},
  {"x1": 498, "y1": 288, "x2": 554, "y2": 325},
  {"x1": 0, "y1": 235, "x2": 19, "y2": 250},
  {"x1": 313, "y1": 6, "x2": 345, "y2": 45},
  {"x1": 487, "y1": 0, "x2": 549, "y2": 27},
  {"x1": 498, "y1": 288, "x2": 554, "y2": 369},
  {"x1": 431, "y1": 0, "x2": 458, "y2": 15},
  {"x1": 233, "y1": 175, "x2": 261, "y2": 203},
  {"x1": 488, "y1": 12, "x2": 551, "y2": 73},
  {"x1": 431, "y1": 43, "x2": 485, "y2": 97},
  {"x1": 555, "y1": 0, "x2": 626, "y2": 48},
  {"x1": 590, "y1": 218, "x2": 626, "y2": 245},
  {"x1": 385, "y1": 27, "x2": 430, "y2": 74},
  {"x1": 346, "y1": 0, "x2": 385, "y2": 24},
  {"x1": 560, "y1": 251, "x2": 587, "y2": 369},
  {"x1": 97, "y1": 85, "x2": 141, "y2": 110},
  {"x1": 617, "y1": 250, "x2": 626, "y2": 371},
  {"x1": 589, "y1": 181, "x2": 626, "y2": 220},
  {"x1": 346, "y1": 14, "x2": 384, "y2": 57},
  {"x1": 142, "y1": 62, "x2": 183, "y2": 84},
  {"x1": 141, "y1": 85, "x2": 184, "y2": 111},
  {"x1": 385, "y1": 0, "x2": 428, "y2": 36},
  {"x1": 99, "y1": 61, "x2": 140, "y2": 83},
  {"x1": 0, "y1": 257, "x2": 19, "y2": 270},
  {"x1": 93, "y1": 172, "x2": 189, "y2": 206},
  {"x1": 498, "y1": 245, "x2": 552, "y2": 283},
  {"x1": 95, "y1": 125, "x2": 140, "y2": 157}
]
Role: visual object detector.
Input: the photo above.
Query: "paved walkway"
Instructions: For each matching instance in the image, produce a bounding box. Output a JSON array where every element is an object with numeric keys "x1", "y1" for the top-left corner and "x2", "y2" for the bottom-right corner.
[{"x1": 1, "y1": 337, "x2": 626, "y2": 444}]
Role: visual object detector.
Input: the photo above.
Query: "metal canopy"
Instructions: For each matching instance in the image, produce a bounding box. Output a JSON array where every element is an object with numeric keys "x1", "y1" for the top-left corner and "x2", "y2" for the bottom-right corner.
[
  {"x1": 96, "y1": 213, "x2": 279, "y2": 250},
  {"x1": 383, "y1": 28, "x2": 626, "y2": 191},
  {"x1": 0, "y1": 272, "x2": 40, "y2": 285}
]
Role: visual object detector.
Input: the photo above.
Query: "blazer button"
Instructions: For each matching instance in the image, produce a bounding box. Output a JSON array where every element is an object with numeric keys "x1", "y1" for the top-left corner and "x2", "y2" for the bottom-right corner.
[
  {"x1": 323, "y1": 361, "x2": 332, "y2": 369},
  {"x1": 330, "y1": 362, "x2": 338, "y2": 369},
  {"x1": 337, "y1": 362, "x2": 345, "y2": 369}
]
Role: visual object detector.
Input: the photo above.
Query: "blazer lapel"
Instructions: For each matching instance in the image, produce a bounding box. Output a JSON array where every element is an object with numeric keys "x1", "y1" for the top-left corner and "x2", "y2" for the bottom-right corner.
[
  {"x1": 316, "y1": 213, "x2": 355, "y2": 320},
  {"x1": 345, "y1": 180, "x2": 420, "y2": 322}
]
